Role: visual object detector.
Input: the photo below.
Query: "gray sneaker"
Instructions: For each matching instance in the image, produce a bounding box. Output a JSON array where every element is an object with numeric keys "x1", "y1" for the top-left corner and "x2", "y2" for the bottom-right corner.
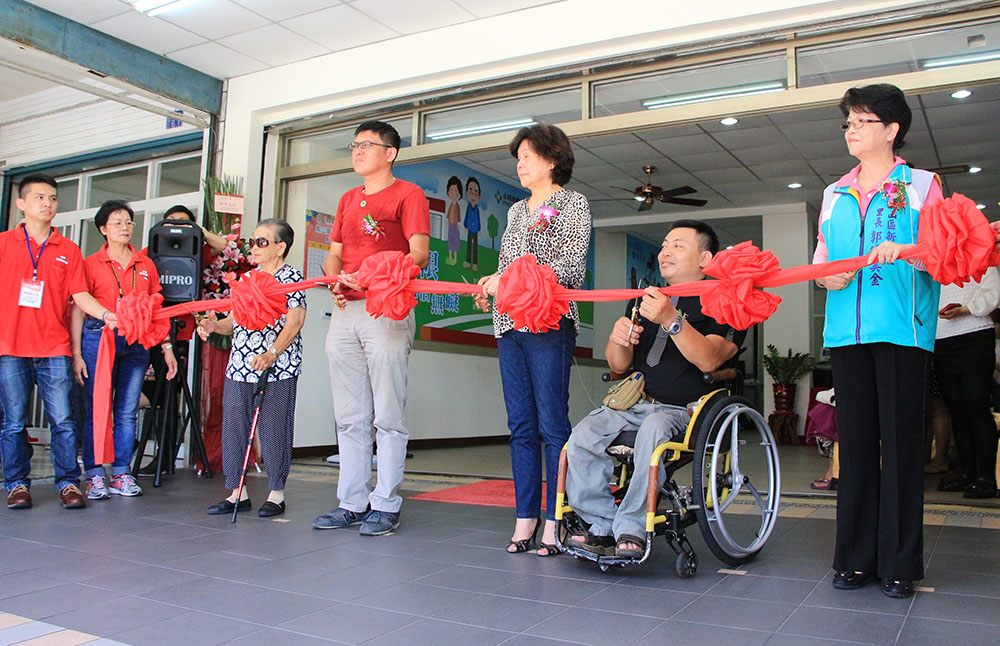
[
  {"x1": 313, "y1": 507, "x2": 367, "y2": 530},
  {"x1": 86, "y1": 475, "x2": 110, "y2": 500},
  {"x1": 360, "y1": 510, "x2": 400, "y2": 536},
  {"x1": 109, "y1": 474, "x2": 143, "y2": 497}
]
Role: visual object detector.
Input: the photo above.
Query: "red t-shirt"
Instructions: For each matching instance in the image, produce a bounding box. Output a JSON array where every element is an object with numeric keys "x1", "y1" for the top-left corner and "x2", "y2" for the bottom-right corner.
[
  {"x1": 0, "y1": 224, "x2": 87, "y2": 358},
  {"x1": 329, "y1": 179, "x2": 430, "y2": 300},
  {"x1": 83, "y1": 244, "x2": 162, "y2": 313}
]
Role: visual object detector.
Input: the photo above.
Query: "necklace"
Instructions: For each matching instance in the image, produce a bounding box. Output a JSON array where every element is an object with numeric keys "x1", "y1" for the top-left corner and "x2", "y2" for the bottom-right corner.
[{"x1": 360, "y1": 178, "x2": 396, "y2": 208}]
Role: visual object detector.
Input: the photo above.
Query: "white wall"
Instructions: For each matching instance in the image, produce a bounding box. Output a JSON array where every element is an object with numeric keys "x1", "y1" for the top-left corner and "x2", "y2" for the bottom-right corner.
[{"x1": 0, "y1": 86, "x2": 198, "y2": 169}]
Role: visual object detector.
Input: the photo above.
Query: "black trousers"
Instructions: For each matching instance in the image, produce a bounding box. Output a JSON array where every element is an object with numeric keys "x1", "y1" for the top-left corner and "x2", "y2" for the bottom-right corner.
[
  {"x1": 934, "y1": 328, "x2": 998, "y2": 486},
  {"x1": 831, "y1": 343, "x2": 929, "y2": 581}
]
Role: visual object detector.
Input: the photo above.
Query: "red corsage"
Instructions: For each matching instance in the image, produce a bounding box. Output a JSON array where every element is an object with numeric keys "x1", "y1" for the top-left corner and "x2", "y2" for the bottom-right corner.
[
  {"x1": 528, "y1": 201, "x2": 559, "y2": 232},
  {"x1": 881, "y1": 178, "x2": 908, "y2": 217}
]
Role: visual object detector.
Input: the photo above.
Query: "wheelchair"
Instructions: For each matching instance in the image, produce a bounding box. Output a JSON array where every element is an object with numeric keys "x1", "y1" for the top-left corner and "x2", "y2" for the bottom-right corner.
[{"x1": 554, "y1": 364, "x2": 781, "y2": 578}]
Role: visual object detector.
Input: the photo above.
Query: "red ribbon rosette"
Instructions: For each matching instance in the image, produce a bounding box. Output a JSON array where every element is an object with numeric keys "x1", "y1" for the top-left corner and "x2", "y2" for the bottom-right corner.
[
  {"x1": 230, "y1": 270, "x2": 288, "y2": 329},
  {"x1": 913, "y1": 193, "x2": 1000, "y2": 287},
  {"x1": 356, "y1": 251, "x2": 421, "y2": 320},
  {"x1": 700, "y1": 241, "x2": 783, "y2": 330},
  {"x1": 116, "y1": 291, "x2": 171, "y2": 349},
  {"x1": 495, "y1": 255, "x2": 570, "y2": 332}
]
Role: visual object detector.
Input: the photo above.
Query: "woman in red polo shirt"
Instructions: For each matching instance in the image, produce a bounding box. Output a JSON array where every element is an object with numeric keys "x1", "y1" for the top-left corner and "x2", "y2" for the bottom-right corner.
[{"x1": 71, "y1": 200, "x2": 178, "y2": 500}]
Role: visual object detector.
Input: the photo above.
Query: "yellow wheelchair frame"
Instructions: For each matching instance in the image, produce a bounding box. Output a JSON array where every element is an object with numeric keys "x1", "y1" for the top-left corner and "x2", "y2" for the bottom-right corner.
[{"x1": 554, "y1": 388, "x2": 781, "y2": 577}]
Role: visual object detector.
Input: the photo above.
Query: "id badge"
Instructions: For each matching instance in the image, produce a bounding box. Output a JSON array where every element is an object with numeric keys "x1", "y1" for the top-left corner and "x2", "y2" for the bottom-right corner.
[{"x1": 19, "y1": 279, "x2": 44, "y2": 309}]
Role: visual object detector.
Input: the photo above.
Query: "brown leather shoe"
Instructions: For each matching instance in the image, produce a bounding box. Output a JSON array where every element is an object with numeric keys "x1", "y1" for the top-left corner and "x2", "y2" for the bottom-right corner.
[
  {"x1": 59, "y1": 484, "x2": 86, "y2": 509},
  {"x1": 7, "y1": 485, "x2": 32, "y2": 509}
]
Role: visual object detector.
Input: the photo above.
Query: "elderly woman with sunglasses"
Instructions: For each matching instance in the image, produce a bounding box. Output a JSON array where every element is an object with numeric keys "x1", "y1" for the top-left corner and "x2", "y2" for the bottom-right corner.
[
  {"x1": 71, "y1": 200, "x2": 178, "y2": 500},
  {"x1": 813, "y1": 84, "x2": 944, "y2": 599},
  {"x1": 199, "y1": 219, "x2": 307, "y2": 517}
]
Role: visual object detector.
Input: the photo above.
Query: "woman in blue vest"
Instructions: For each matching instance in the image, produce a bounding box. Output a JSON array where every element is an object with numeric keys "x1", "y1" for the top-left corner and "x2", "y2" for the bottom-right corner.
[{"x1": 813, "y1": 84, "x2": 943, "y2": 599}]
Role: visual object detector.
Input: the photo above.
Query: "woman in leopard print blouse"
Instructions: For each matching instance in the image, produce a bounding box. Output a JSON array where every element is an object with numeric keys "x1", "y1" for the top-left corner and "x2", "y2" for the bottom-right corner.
[{"x1": 479, "y1": 124, "x2": 591, "y2": 556}]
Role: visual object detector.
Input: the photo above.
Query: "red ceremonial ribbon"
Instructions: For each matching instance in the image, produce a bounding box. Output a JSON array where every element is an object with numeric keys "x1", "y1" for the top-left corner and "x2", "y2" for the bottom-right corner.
[{"x1": 92, "y1": 326, "x2": 117, "y2": 465}]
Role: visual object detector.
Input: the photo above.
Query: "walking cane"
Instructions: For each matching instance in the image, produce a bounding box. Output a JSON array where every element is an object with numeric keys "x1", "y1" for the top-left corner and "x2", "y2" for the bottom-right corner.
[{"x1": 232, "y1": 365, "x2": 275, "y2": 523}]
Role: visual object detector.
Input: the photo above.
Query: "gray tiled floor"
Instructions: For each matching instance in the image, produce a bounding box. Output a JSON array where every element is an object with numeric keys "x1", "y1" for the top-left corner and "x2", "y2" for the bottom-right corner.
[{"x1": 2, "y1": 469, "x2": 1000, "y2": 645}]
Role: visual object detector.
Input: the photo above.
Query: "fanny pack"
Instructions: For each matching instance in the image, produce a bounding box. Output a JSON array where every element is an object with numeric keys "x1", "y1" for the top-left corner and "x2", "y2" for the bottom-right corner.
[{"x1": 603, "y1": 371, "x2": 646, "y2": 411}]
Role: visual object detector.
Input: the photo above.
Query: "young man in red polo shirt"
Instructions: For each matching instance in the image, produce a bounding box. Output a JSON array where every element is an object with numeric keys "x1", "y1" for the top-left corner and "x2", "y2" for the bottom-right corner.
[
  {"x1": 313, "y1": 121, "x2": 430, "y2": 536},
  {"x1": 0, "y1": 174, "x2": 118, "y2": 510}
]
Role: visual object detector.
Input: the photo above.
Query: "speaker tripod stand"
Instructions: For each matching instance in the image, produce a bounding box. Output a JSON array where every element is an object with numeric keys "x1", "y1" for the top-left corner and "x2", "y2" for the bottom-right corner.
[{"x1": 133, "y1": 317, "x2": 212, "y2": 487}]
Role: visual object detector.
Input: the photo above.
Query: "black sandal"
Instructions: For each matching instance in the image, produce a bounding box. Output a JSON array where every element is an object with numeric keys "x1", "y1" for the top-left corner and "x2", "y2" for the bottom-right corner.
[
  {"x1": 615, "y1": 534, "x2": 646, "y2": 558},
  {"x1": 506, "y1": 517, "x2": 541, "y2": 553},
  {"x1": 537, "y1": 542, "x2": 562, "y2": 557}
]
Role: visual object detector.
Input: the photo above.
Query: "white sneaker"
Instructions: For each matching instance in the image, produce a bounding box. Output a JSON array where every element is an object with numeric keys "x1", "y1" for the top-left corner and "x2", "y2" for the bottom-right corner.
[
  {"x1": 109, "y1": 474, "x2": 143, "y2": 497},
  {"x1": 86, "y1": 475, "x2": 110, "y2": 500}
]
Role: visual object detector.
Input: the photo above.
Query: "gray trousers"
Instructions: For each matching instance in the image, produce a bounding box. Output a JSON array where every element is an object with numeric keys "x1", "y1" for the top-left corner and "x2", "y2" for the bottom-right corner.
[
  {"x1": 566, "y1": 402, "x2": 689, "y2": 539},
  {"x1": 326, "y1": 300, "x2": 415, "y2": 513}
]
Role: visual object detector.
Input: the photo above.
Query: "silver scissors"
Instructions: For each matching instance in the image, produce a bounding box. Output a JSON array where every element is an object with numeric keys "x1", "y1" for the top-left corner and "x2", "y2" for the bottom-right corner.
[{"x1": 627, "y1": 279, "x2": 644, "y2": 340}]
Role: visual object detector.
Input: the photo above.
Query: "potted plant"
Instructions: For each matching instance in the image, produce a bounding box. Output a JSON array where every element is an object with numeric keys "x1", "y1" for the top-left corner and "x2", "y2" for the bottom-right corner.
[{"x1": 763, "y1": 344, "x2": 816, "y2": 413}]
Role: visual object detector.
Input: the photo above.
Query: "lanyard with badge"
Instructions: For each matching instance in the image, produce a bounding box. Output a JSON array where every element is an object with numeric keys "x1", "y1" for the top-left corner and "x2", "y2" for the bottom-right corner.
[
  {"x1": 108, "y1": 260, "x2": 137, "y2": 303},
  {"x1": 19, "y1": 228, "x2": 51, "y2": 309}
]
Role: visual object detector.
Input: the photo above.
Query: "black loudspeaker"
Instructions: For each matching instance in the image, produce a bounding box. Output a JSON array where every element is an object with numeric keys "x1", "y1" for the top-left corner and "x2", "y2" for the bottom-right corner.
[{"x1": 148, "y1": 220, "x2": 205, "y2": 304}]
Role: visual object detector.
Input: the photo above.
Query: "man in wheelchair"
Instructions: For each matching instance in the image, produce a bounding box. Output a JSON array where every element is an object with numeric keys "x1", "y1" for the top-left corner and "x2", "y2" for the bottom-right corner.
[{"x1": 565, "y1": 220, "x2": 746, "y2": 560}]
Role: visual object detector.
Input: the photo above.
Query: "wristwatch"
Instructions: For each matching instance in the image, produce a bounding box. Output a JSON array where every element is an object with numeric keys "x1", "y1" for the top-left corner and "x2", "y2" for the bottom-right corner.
[
  {"x1": 664, "y1": 310, "x2": 686, "y2": 336},
  {"x1": 268, "y1": 346, "x2": 278, "y2": 357}
]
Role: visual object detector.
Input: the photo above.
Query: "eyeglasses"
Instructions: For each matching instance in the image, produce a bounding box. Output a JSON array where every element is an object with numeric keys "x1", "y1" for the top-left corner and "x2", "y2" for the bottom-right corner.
[
  {"x1": 348, "y1": 140, "x2": 393, "y2": 151},
  {"x1": 248, "y1": 237, "x2": 273, "y2": 248},
  {"x1": 106, "y1": 220, "x2": 134, "y2": 228},
  {"x1": 840, "y1": 118, "x2": 883, "y2": 131}
]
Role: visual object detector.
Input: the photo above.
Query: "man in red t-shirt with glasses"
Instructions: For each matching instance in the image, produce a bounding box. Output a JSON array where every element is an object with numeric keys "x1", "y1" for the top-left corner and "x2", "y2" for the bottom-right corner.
[
  {"x1": 313, "y1": 121, "x2": 429, "y2": 537},
  {"x1": 1, "y1": 174, "x2": 119, "y2": 510}
]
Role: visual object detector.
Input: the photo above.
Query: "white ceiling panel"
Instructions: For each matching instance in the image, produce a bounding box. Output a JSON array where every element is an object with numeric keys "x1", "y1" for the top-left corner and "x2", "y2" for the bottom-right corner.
[
  {"x1": 231, "y1": 0, "x2": 343, "y2": 21},
  {"x1": 0, "y1": 66, "x2": 58, "y2": 101},
  {"x1": 219, "y1": 24, "x2": 328, "y2": 67},
  {"x1": 453, "y1": 0, "x2": 560, "y2": 19},
  {"x1": 924, "y1": 103, "x2": 998, "y2": 129},
  {"x1": 159, "y1": 0, "x2": 269, "y2": 40},
  {"x1": 282, "y1": 5, "x2": 398, "y2": 51},
  {"x1": 587, "y1": 142, "x2": 672, "y2": 166},
  {"x1": 751, "y1": 160, "x2": 813, "y2": 179},
  {"x1": 637, "y1": 123, "x2": 703, "y2": 140},
  {"x1": 575, "y1": 132, "x2": 642, "y2": 148},
  {"x1": 91, "y1": 10, "x2": 206, "y2": 55},
  {"x1": 731, "y1": 144, "x2": 800, "y2": 165},
  {"x1": 694, "y1": 168, "x2": 759, "y2": 185},
  {"x1": 712, "y1": 126, "x2": 782, "y2": 150},
  {"x1": 699, "y1": 114, "x2": 773, "y2": 132},
  {"x1": 934, "y1": 125, "x2": 999, "y2": 149},
  {"x1": 647, "y1": 133, "x2": 723, "y2": 156},
  {"x1": 779, "y1": 120, "x2": 840, "y2": 143},
  {"x1": 676, "y1": 151, "x2": 740, "y2": 172},
  {"x1": 768, "y1": 105, "x2": 838, "y2": 125},
  {"x1": 352, "y1": 0, "x2": 474, "y2": 35},
  {"x1": 166, "y1": 41, "x2": 267, "y2": 78},
  {"x1": 24, "y1": 0, "x2": 129, "y2": 26},
  {"x1": 938, "y1": 143, "x2": 995, "y2": 165}
]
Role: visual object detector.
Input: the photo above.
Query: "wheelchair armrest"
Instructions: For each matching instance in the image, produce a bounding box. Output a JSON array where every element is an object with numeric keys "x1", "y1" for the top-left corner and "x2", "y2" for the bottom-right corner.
[
  {"x1": 602, "y1": 370, "x2": 631, "y2": 382},
  {"x1": 703, "y1": 368, "x2": 738, "y2": 384}
]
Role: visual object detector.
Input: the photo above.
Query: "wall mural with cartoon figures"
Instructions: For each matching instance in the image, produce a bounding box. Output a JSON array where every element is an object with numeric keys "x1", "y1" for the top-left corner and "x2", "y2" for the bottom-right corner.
[{"x1": 392, "y1": 159, "x2": 595, "y2": 352}]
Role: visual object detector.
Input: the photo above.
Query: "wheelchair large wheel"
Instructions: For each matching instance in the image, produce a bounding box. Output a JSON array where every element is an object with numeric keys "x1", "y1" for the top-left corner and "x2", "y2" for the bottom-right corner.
[{"x1": 692, "y1": 395, "x2": 780, "y2": 566}]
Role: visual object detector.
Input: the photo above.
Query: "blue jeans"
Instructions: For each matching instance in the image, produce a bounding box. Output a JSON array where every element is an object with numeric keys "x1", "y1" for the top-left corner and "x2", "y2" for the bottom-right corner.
[
  {"x1": 0, "y1": 355, "x2": 81, "y2": 491},
  {"x1": 80, "y1": 320, "x2": 150, "y2": 478},
  {"x1": 497, "y1": 317, "x2": 575, "y2": 521}
]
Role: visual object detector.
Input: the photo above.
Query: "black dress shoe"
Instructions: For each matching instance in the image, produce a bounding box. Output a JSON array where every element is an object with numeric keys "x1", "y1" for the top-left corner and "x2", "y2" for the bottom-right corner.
[
  {"x1": 258, "y1": 500, "x2": 286, "y2": 517},
  {"x1": 938, "y1": 477, "x2": 972, "y2": 492},
  {"x1": 881, "y1": 578, "x2": 914, "y2": 598},
  {"x1": 832, "y1": 571, "x2": 874, "y2": 590},
  {"x1": 963, "y1": 479, "x2": 998, "y2": 499},
  {"x1": 206, "y1": 498, "x2": 251, "y2": 515}
]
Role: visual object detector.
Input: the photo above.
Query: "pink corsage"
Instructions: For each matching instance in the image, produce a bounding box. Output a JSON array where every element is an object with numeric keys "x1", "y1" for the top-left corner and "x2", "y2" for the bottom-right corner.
[
  {"x1": 528, "y1": 201, "x2": 559, "y2": 232},
  {"x1": 881, "y1": 179, "x2": 908, "y2": 216},
  {"x1": 362, "y1": 214, "x2": 386, "y2": 239}
]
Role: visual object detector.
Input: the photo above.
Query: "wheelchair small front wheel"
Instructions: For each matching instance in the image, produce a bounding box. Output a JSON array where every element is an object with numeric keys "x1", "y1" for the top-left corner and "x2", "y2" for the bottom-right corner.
[
  {"x1": 692, "y1": 395, "x2": 781, "y2": 567},
  {"x1": 674, "y1": 551, "x2": 697, "y2": 578}
]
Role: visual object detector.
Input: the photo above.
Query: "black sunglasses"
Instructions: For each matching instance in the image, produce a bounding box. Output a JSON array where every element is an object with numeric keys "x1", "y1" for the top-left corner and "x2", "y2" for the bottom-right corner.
[{"x1": 248, "y1": 237, "x2": 274, "y2": 248}]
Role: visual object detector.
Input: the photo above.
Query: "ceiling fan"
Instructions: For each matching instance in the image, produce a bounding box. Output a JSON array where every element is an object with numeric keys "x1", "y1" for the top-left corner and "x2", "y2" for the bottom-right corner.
[{"x1": 600, "y1": 165, "x2": 708, "y2": 212}]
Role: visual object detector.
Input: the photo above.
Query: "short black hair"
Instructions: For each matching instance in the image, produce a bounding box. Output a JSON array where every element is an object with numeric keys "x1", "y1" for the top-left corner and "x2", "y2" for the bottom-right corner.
[
  {"x1": 259, "y1": 218, "x2": 294, "y2": 259},
  {"x1": 355, "y1": 120, "x2": 401, "y2": 150},
  {"x1": 508, "y1": 124, "x2": 575, "y2": 186},
  {"x1": 95, "y1": 200, "x2": 134, "y2": 239},
  {"x1": 466, "y1": 176, "x2": 480, "y2": 191},
  {"x1": 839, "y1": 84, "x2": 911, "y2": 152},
  {"x1": 164, "y1": 204, "x2": 196, "y2": 222},
  {"x1": 446, "y1": 176, "x2": 463, "y2": 199},
  {"x1": 668, "y1": 219, "x2": 719, "y2": 255},
  {"x1": 18, "y1": 173, "x2": 57, "y2": 198}
]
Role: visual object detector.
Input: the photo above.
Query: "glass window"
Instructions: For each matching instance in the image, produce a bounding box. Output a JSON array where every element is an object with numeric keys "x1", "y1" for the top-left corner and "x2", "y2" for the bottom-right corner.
[
  {"x1": 423, "y1": 88, "x2": 581, "y2": 143},
  {"x1": 286, "y1": 117, "x2": 413, "y2": 166},
  {"x1": 797, "y1": 19, "x2": 1000, "y2": 87},
  {"x1": 157, "y1": 157, "x2": 201, "y2": 197},
  {"x1": 56, "y1": 179, "x2": 79, "y2": 213},
  {"x1": 88, "y1": 166, "x2": 148, "y2": 208},
  {"x1": 593, "y1": 56, "x2": 787, "y2": 117}
]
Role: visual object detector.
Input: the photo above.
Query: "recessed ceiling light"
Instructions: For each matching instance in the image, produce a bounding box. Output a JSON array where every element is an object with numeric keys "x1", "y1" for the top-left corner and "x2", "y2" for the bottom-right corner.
[
  {"x1": 787, "y1": 182, "x2": 802, "y2": 189},
  {"x1": 969, "y1": 166, "x2": 983, "y2": 173},
  {"x1": 950, "y1": 89, "x2": 973, "y2": 99},
  {"x1": 720, "y1": 117, "x2": 739, "y2": 126},
  {"x1": 977, "y1": 204, "x2": 986, "y2": 209}
]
